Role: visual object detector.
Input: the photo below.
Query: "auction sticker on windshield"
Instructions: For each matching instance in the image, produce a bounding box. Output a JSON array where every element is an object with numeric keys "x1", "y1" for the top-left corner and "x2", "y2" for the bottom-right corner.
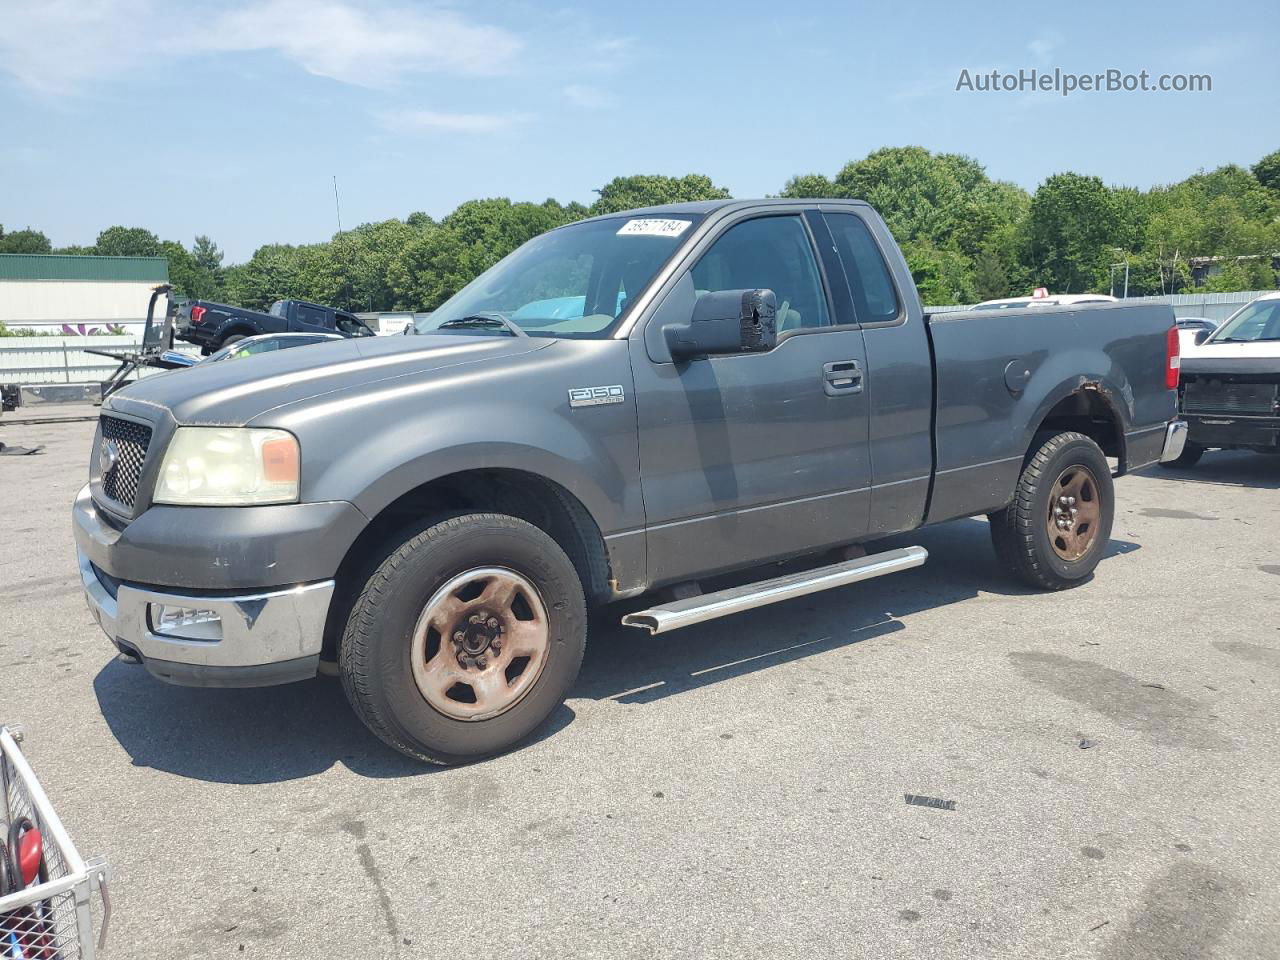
[{"x1": 616, "y1": 218, "x2": 692, "y2": 237}]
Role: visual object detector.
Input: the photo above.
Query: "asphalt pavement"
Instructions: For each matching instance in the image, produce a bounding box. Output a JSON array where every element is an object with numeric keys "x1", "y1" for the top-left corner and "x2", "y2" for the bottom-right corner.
[{"x1": 2, "y1": 407, "x2": 1278, "y2": 959}]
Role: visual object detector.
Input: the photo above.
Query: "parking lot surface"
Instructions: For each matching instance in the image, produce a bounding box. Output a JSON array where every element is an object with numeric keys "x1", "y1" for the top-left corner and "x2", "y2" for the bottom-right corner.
[{"x1": 2, "y1": 408, "x2": 1278, "y2": 959}]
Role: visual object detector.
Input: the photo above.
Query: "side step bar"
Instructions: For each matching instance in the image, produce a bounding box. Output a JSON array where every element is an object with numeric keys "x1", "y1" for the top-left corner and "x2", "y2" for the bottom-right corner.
[{"x1": 621, "y1": 546, "x2": 928, "y2": 635}]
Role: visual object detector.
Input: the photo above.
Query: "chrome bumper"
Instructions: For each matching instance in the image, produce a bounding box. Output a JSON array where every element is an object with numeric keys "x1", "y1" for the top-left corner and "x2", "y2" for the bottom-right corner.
[
  {"x1": 1158, "y1": 419, "x2": 1189, "y2": 463},
  {"x1": 78, "y1": 549, "x2": 334, "y2": 687}
]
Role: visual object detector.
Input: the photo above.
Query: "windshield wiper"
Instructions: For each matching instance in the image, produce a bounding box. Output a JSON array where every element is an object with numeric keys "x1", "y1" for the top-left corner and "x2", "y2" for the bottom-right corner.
[{"x1": 436, "y1": 314, "x2": 528, "y2": 338}]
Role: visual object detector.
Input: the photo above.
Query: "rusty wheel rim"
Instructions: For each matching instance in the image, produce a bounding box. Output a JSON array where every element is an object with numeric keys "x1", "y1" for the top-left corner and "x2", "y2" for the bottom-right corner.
[
  {"x1": 1046, "y1": 464, "x2": 1102, "y2": 562},
  {"x1": 410, "y1": 567, "x2": 550, "y2": 721}
]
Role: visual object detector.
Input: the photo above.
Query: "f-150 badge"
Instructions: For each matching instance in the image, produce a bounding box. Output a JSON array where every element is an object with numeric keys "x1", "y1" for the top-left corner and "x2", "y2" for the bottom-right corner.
[{"x1": 569, "y1": 385, "x2": 625, "y2": 408}]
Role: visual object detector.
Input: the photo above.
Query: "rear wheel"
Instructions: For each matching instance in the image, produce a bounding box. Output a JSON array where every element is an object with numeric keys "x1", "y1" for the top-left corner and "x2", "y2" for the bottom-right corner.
[
  {"x1": 1158, "y1": 441, "x2": 1204, "y2": 469},
  {"x1": 215, "y1": 333, "x2": 246, "y2": 351},
  {"x1": 340, "y1": 513, "x2": 587, "y2": 764},
  {"x1": 989, "y1": 431, "x2": 1114, "y2": 590}
]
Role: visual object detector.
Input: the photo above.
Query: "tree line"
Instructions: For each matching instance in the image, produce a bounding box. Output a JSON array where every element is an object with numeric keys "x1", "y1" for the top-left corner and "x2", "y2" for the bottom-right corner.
[{"x1": 3, "y1": 148, "x2": 1278, "y2": 313}]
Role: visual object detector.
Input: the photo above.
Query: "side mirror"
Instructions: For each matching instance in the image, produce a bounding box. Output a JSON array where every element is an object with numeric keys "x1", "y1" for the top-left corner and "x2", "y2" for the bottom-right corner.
[
  {"x1": 1193, "y1": 328, "x2": 1212, "y2": 346},
  {"x1": 664, "y1": 289, "x2": 778, "y2": 361}
]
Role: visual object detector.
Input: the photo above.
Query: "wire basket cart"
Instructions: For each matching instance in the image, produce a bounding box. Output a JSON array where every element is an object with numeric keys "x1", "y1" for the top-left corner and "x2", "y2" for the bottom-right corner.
[{"x1": 1, "y1": 726, "x2": 111, "y2": 959}]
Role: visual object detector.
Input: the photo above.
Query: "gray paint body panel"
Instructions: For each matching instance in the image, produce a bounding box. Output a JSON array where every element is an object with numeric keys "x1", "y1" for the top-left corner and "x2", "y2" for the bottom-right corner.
[{"x1": 84, "y1": 199, "x2": 1177, "y2": 609}]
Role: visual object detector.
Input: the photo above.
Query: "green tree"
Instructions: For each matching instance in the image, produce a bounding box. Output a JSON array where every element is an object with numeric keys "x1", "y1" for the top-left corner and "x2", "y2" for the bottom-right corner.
[
  {"x1": 191, "y1": 235, "x2": 224, "y2": 273},
  {"x1": 1200, "y1": 257, "x2": 1276, "y2": 293},
  {"x1": 0, "y1": 226, "x2": 53, "y2": 254},
  {"x1": 389, "y1": 199, "x2": 583, "y2": 310},
  {"x1": 778, "y1": 173, "x2": 836, "y2": 198},
  {"x1": 832, "y1": 147, "x2": 987, "y2": 248},
  {"x1": 589, "y1": 174, "x2": 730, "y2": 215},
  {"x1": 222, "y1": 243, "x2": 312, "y2": 310},
  {"x1": 1253, "y1": 149, "x2": 1280, "y2": 192},
  {"x1": 971, "y1": 244, "x2": 1011, "y2": 301},
  {"x1": 93, "y1": 226, "x2": 162, "y2": 257},
  {"x1": 1026, "y1": 174, "x2": 1130, "y2": 292},
  {"x1": 901, "y1": 241, "x2": 975, "y2": 305}
]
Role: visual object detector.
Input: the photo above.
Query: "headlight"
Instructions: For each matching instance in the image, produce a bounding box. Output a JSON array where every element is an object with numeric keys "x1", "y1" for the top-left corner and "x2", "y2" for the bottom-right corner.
[{"x1": 154, "y1": 427, "x2": 299, "y2": 505}]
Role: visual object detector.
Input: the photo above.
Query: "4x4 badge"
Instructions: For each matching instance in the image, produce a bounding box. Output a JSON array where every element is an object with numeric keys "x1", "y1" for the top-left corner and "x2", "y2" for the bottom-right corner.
[{"x1": 568, "y1": 385, "x2": 625, "y2": 408}]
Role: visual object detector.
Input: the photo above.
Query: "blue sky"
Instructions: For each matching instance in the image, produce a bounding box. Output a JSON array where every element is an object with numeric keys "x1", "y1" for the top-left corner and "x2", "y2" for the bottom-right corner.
[{"x1": 1, "y1": 0, "x2": 1276, "y2": 262}]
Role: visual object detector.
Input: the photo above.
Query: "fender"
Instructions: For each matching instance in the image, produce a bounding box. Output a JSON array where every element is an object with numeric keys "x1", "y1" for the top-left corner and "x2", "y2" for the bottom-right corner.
[{"x1": 258, "y1": 337, "x2": 645, "y2": 563}]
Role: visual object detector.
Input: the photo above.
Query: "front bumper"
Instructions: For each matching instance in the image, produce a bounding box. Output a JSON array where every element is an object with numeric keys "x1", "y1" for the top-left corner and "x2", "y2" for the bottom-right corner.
[
  {"x1": 1159, "y1": 419, "x2": 1189, "y2": 463},
  {"x1": 79, "y1": 548, "x2": 333, "y2": 687},
  {"x1": 72, "y1": 483, "x2": 366, "y2": 591}
]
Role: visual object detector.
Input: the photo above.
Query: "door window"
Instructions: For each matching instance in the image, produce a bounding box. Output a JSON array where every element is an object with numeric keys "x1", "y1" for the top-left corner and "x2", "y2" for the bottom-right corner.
[
  {"x1": 691, "y1": 216, "x2": 829, "y2": 333},
  {"x1": 824, "y1": 213, "x2": 901, "y2": 325},
  {"x1": 335, "y1": 314, "x2": 366, "y2": 336},
  {"x1": 296, "y1": 305, "x2": 332, "y2": 328}
]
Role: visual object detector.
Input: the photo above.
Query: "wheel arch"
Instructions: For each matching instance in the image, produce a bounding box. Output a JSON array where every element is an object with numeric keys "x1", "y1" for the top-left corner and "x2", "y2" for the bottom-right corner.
[
  {"x1": 214, "y1": 323, "x2": 257, "y2": 345},
  {"x1": 1026, "y1": 379, "x2": 1130, "y2": 473},
  {"x1": 321, "y1": 467, "x2": 612, "y2": 660}
]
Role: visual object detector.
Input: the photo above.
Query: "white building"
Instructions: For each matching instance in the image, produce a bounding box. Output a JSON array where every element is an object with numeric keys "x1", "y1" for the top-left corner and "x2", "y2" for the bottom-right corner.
[{"x1": 0, "y1": 253, "x2": 170, "y2": 336}]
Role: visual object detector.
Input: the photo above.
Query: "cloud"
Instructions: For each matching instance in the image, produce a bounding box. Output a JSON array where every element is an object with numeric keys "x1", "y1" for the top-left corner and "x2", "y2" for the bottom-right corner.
[
  {"x1": 194, "y1": 0, "x2": 522, "y2": 87},
  {"x1": 1026, "y1": 31, "x2": 1062, "y2": 64},
  {"x1": 563, "y1": 84, "x2": 612, "y2": 108},
  {"x1": 0, "y1": 0, "x2": 151, "y2": 95},
  {"x1": 0, "y1": 0, "x2": 522, "y2": 94},
  {"x1": 378, "y1": 108, "x2": 532, "y2": 134}
]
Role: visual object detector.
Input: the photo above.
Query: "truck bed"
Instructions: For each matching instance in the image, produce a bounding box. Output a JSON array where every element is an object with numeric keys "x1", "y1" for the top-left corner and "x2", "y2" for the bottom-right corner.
[{"x1": 925, "y1": 300, "x2": 1177, "y2": 522}]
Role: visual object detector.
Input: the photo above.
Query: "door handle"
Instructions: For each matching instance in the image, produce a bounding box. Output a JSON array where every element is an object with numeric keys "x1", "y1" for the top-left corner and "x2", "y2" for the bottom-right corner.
[{"x1": 822, "y1": 359, "x2": 863, "y2": 396}]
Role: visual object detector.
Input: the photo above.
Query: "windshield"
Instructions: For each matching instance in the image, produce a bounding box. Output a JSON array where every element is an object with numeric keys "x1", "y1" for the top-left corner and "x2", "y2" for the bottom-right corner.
[
  {"x1": 412, "y1": 215, "x2": 700, "y2": 338},
  {"x1": 1210, "y1": 298, "x2": 1280, "y2": 343}
]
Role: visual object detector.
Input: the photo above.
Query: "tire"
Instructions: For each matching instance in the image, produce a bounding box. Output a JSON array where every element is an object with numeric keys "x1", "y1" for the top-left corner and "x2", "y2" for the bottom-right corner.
[
  {"x1": 988, "y1": 431, "x2": 1115, "y2": 591},
  {"x1": 1157, "y1": 441, "x2": 1203, "y2": 469},
  {"x1": 340, "y1": 513, "x2": 587, "y2": 764},
  {"x1": 216, "y1": 333, "x2": 246, "y2": 351}
]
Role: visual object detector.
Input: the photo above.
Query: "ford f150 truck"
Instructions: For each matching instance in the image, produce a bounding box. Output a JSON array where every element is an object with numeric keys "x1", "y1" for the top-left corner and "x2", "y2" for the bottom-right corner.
[
  {"x1": 73, "y1": 199, "x2": 1187, "y2": 764},
  {"x1": 175, "y1": 298, "x2": 374, "y2": 353}
]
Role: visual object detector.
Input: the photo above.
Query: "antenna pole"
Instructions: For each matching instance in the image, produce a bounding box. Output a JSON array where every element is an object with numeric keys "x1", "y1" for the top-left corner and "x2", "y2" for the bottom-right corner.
[{"x1": 333, "y1": 176, "x2": 343, "y2": 233}]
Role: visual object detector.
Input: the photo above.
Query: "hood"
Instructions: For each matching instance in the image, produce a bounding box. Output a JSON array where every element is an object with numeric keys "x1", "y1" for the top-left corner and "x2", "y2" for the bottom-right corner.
[{"x1": 106, "y1": 333, "x2": 551, "y2": 426}]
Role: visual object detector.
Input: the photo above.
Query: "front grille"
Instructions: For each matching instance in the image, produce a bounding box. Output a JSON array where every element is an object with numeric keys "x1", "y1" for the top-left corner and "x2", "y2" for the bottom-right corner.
[
  {"x1": 99, "y1": 415, "x2": 152, "y2": 509},
  {"x1": 1183, "y1": 380, "x2": 1278, "y2": 416}
]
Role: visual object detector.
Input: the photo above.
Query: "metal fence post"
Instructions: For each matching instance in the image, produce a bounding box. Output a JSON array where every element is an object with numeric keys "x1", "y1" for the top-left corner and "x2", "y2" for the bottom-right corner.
[{"x1": 63, "y1": 341, "x2": 71, "y2": 383}]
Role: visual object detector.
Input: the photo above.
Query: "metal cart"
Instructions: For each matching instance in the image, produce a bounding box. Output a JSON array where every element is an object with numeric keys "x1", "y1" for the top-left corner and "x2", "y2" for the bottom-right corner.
[{"x1": 0, "y1": 726, "x2": 110, "y2": 958}]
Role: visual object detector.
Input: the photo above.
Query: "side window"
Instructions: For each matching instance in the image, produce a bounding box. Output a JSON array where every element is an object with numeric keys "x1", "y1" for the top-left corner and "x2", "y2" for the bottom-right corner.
[
  {"x1": 241, "y1": 339, "x2": 280, "y2": 356},
  {"x1": 691, "y1": 216, "x2": 829, "y2": 332},
  {"x1": 296, "y1": 305, "x2": 332, "y2": 328},
  {"x1": 335, "y1": 314, "x2": 364, "y2": 336},
  {"x1": 825, "y1": 213, "x2": 901, "y2": 325}
]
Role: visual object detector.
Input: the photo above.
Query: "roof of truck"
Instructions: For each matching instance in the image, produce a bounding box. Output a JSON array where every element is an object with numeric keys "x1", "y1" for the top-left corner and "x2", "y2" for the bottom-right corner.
[{"x1": 575, "y1": 197, "x2": 873, "y2": 225}]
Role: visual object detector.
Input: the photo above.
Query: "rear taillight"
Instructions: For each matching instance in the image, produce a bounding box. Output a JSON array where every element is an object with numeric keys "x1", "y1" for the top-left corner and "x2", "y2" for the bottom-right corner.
[
  {"x1": 190, "y1": 305, "x2": 207, "y2": 324},
  {"x1": 1165, "y1": 324, "x2": 1180, "y2": 389}
]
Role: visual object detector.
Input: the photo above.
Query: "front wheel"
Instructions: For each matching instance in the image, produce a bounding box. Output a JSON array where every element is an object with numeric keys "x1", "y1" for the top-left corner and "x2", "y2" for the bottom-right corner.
[
  {"x1": 340, "y1": 513, "x2": 587, "y2": 764},
  {"x1": 989, "y1": 431, "x2": 1115, "y2": 590}
]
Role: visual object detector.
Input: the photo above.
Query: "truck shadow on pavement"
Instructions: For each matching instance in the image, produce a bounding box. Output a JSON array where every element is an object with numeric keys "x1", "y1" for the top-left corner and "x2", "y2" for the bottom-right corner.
[
  {"x1": 1150, "y1": 450, "x2": 1280, "y2": 490},
  {"x1": 92, "y1": 516, "x2": 1139, "y2": 783},
  {"x1": 91, "y1": 666, "x2": 575, "y2": 783},
  {"x1": 575, "y1": 516, "x2": 1140, "y2": 706}
]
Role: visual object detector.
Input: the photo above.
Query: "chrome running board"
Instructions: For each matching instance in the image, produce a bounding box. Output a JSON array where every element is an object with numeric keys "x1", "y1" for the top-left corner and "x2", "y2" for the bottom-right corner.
[{"x1": 621, "y1": 546, "x2": 928, "y2": 635}]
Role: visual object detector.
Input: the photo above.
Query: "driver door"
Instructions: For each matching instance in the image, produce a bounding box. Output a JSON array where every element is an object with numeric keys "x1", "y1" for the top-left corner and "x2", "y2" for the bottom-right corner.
[{"x1": 629, "y1": 211, "x2": 872, "y2": 584}]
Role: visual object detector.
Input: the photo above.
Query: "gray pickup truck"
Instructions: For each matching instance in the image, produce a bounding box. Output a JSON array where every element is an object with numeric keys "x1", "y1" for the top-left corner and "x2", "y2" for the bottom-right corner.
[{"x1": 73, "y1": 199, "x2": 1187, "y2": 764}]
